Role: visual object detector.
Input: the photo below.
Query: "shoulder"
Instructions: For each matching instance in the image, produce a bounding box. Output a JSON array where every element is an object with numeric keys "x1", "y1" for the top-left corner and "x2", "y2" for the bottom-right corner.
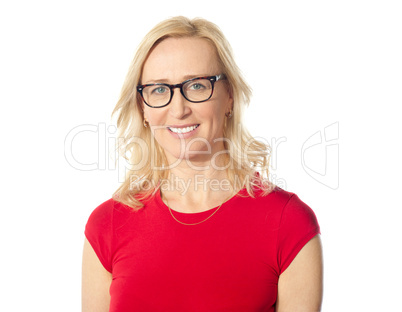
[
  {"x1": 85, "y1": 199, "x2": 114, "y2": 239},
  {"x1": 254, "y1": 186, "x2": 315, "y2": 213},
  {"x1": 254, "y1": 187, "x2": 321, "y2": 274},
  {"x1": 270, "y1": 188, "x2": 319, "y2": 230},
  {"x1": 85, "y1": 197, "x2": 135, "y2": 232},
  {"x1": 242, "y1": 185, "x2": 298, "y2": 212},
  {"x1": 259, "y1": 186, "x2": 295, "y2": 204},
  {"x1": 240, "y1": 185, "x2": 319, "y2": 230},
  {"x1": 87, "y1": 198, "x2": 115, "y2": 221},
  {"x1": 84, "y1": 198, "x2": 135, "y2": 259}
]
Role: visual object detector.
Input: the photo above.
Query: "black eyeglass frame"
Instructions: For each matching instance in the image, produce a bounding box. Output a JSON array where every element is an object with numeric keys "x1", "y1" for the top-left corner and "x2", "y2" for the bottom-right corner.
[{"x1": 137, "y1": 74, "x2": 226, "y2": 108}]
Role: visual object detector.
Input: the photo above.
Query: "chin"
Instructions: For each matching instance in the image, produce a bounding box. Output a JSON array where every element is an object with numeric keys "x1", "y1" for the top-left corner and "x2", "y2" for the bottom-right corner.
[{"x1": 165, "y1": 142, "x2": 212, "y2": 163}]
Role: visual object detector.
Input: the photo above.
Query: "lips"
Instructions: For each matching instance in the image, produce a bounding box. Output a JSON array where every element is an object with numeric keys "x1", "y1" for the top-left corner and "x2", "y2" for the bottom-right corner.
[{"x1": 167, "y1": 124, "x2": 200, "y2": 134}]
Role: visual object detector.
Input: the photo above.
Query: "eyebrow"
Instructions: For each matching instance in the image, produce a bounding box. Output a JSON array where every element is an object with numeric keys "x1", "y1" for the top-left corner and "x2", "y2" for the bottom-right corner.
[{"x1": 143, "y1": 74, "x2": 211, "y2": 85}]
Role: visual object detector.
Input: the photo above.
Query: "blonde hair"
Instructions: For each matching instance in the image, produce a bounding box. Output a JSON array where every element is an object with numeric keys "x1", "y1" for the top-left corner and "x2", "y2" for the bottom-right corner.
[{"x1": 112, "y1": 16, "x2": 273, "y2": 209}]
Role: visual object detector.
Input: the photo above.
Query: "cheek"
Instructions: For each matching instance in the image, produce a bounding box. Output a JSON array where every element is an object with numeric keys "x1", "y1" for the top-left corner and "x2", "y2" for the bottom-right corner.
[
  {"x1": 144, "y1": 109, "x2": 165, "y2": 125},
  {"x1": 200, "y1": 99, "x2": 227, "y2": 120},
  {"x1": 210, "y1": 102, "x2": 228, "y2": 126}
]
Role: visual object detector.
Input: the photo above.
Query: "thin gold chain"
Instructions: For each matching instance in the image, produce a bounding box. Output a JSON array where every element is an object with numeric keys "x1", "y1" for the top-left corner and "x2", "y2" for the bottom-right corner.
[{"x1": 165, "y1": 197, "x2": 228, "y2": 226}]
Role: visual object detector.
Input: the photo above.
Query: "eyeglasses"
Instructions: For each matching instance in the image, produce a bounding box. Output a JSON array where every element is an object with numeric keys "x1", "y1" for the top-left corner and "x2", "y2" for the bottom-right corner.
[{"x1": 137, "y1": 74, "x2": 226, "y2": 108}]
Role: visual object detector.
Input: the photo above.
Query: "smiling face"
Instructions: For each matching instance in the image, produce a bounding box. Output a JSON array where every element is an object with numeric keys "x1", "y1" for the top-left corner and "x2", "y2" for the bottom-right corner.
[{"x1": 141, "y1": 37, "x2": 233, "y2": 164}]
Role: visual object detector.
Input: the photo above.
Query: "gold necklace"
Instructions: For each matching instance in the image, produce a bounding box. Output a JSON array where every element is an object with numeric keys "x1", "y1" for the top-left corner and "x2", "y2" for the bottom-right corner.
[{"x1": 164, "y1": 197, "x2": 228, "y2": 226}]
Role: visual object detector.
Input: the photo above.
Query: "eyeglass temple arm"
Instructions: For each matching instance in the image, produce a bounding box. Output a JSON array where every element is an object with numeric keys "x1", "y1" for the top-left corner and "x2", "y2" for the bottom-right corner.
[{"x1": 216, "y1": 74, "x2": 226, "y2": 81}]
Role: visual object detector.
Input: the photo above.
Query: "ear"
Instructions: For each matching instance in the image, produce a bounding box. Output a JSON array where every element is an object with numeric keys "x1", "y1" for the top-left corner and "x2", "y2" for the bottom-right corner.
[
  {"x1": 227, "y1": 92, "x2": 234, "y2": 113},
  {"x1": 225, "y1": 82, "x2": 234, "y2": 110}
]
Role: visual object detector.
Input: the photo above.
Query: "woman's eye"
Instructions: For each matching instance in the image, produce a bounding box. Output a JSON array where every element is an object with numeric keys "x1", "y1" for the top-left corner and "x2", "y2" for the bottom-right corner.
[
  {"x1": 151, "y1": 86, "x2": 168, "y2": 94},
  {"x1": 189, "y1": 83, "x2": 205, "y2": 90}
]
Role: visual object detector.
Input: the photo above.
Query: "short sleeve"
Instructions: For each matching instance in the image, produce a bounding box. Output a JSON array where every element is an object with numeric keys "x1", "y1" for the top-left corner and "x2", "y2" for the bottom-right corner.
[
  {"x1": 84, "y1": 198, "x2": 114, "y2": 273},
  {"x1": 277, "y1": 193, "x2": 320, "y2": 275}
]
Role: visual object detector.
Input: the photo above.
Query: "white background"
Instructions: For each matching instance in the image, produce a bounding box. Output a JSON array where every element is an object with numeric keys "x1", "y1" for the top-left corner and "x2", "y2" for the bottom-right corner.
[{"x1": 1, "y1": 0, "x2": 401, "y2": 311}]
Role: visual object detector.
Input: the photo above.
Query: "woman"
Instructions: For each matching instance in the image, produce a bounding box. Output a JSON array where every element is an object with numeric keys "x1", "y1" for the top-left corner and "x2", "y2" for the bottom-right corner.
[{"x1": 82, "y1": 16, "x2": 323, "y2": 311}]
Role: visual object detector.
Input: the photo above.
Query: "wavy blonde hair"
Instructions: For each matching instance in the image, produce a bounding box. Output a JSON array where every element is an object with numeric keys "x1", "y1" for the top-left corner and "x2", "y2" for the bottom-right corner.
[{"x1": 112, "y1": 16, "x2": 273, "y2": 209}]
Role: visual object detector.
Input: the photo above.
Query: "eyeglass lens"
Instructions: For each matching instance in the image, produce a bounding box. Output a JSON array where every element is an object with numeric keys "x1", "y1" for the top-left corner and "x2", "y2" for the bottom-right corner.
[{"x1": 142, "y1": 78, "x2": 213, "y2": 107}]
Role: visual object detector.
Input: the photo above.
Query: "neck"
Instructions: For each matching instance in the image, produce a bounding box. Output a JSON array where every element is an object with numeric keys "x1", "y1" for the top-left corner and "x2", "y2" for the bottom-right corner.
[{"x1": 160, "y1": 150, "x2": 236, "y2": 213}]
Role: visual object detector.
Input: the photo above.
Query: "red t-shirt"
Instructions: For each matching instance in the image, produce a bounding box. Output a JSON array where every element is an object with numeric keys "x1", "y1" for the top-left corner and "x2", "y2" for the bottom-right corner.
[{"x1": 85, "y1": 186, "x2": 320, "y2": 311}]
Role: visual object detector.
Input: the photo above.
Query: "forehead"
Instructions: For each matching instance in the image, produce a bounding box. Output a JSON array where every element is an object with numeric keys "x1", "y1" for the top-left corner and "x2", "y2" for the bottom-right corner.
[{"x1": 142, "y1": 37, "x2": 220, "y2": 83}]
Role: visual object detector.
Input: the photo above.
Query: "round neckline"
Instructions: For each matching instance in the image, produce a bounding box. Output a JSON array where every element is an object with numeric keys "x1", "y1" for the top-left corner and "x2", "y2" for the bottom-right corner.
[{"x1": 155, "y1": 187, "x2": 246, "y2": 217}]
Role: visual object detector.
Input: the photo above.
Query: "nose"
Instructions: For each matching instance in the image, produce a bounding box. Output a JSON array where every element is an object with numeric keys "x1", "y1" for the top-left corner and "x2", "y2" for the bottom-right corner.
[{"x1": 168, "y1": 88, "x2": 191, "y2": 119}]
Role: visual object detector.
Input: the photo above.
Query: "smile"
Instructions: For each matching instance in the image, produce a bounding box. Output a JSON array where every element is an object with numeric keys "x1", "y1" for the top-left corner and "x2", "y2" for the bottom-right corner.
[{"x1": 167, "y1": 124, "x2": 200, "y2": 134}]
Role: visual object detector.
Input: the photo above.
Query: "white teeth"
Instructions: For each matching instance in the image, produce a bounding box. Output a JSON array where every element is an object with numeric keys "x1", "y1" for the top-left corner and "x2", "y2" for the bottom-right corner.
[{"x1": 168, "y1": 125, "x2": 198, "y2": 134}]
